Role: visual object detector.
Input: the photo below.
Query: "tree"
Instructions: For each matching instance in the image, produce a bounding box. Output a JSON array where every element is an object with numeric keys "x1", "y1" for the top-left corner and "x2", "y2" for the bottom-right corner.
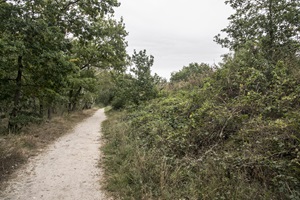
[
  {"x1": 0, "y1": 1, "x2": 75, "y2": 130},
  {"x1": 215, "y1": 0, "x2": 300, "y2": 63},
  {"x1": 130, "y1": 50, "x2": 158, "y2": 104},
  {"x1": 0, "y1": 0, "x2": 127, "y2": 132},
  {"x1": 111, "y1": 50, "x2": 158, "y2": 109},
  {"x1": 67, "y1": 18, "x2": 128, "y2": 111},
  {"x1": 170, "y1": 62, "x2": 212, "y2": 83}
]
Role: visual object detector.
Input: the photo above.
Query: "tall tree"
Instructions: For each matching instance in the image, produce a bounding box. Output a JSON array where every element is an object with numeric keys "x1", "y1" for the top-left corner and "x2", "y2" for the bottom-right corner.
[
  {"x1": 110, "y1": 50, "x2": 158, "y2": 109},
  {"x1": 67, "y1": 17, "x2": 128, "y2": 111},
  {"x1": 215, "y1": 0, "x2": 300, "y2": 63},
  {"x1": 0, "y1": 0, "x2": 127, "y2": 131},
  {"x1": 130, "y1": 50, "x2": 157, "y2": 104}
]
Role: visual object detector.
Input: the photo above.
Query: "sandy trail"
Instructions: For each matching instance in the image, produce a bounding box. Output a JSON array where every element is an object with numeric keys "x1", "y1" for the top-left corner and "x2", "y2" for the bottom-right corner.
[{"x1": 0, "y1": 109, "x2": 109, "y2": 200}]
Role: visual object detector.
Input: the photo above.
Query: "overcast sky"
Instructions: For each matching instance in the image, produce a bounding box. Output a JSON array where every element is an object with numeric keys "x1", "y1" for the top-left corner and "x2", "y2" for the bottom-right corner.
[{"x1": 114, "y1": 0, "x2": 233, "y2": 79}]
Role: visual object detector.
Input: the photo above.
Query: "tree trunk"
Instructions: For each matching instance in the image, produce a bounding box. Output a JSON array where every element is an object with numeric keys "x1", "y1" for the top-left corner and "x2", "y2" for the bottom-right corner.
[
  {"x1": 40, "y1": 103, "x2": 44, "y2": 117},
  {"x1": 71, "y1": 86, "x2": 82, "y2": 111},
  {"x1": 68, "y1": 90, "x2": 73, "y2": 113},
  {"x1": 8, "y1": 56, "x2": 23, "y2": 132},
  {"x1": 47, "y1": 107, "x2": 52, "y2": 120}
]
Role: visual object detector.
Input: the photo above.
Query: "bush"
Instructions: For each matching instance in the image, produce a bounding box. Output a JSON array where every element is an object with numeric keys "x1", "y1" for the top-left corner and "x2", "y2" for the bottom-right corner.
[{"x1": 103, "y1": 49, "x2": 300, "y2": 199}]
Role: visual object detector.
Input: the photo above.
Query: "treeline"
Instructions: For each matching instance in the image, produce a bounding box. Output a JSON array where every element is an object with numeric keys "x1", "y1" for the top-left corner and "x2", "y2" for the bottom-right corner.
[
  {"x1": 102, "y1": 0, "x2": 300, "y2": 199},
  {"x1": 96, "y1": 49, "x2": 166, "y2": 109},
  {"x1": 0, "y1": 0, "x2": 128, "y2": 132}
]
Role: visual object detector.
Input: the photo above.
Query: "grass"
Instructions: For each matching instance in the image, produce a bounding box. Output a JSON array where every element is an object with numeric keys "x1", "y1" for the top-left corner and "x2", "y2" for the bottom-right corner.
[
  {"x1": 101, "y1": 109, "x2": 291, "y2": 199},
  {"x1": 0, "y1": 108, "x2": 97, "y2": 187}
]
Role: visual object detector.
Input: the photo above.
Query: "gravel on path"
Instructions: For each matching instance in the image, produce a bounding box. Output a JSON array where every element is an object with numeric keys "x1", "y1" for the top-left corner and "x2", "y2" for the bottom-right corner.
[{"x1": 0, "y1": 109, "x2": 109, "y2": 200}]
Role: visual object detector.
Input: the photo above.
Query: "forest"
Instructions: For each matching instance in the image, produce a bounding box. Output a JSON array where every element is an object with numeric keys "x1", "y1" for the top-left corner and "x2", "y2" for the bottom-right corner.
[
  {"x1": 0, "y1": 0, "x2": 128, "y2": 133},
  {"x1": 1, "y1": 0, "x2": 300, "y2": 199}
]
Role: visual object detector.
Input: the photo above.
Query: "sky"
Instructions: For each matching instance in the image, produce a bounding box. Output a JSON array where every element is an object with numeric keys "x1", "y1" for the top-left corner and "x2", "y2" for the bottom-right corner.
[{"x1": 114, "y1": 0, "x2": 233, "y2": 79}]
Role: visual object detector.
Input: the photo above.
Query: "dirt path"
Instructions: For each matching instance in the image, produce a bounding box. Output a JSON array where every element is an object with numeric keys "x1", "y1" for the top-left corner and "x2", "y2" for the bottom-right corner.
[{"x1": 0, "y1": 109, "x2": 109, "y2": 200}]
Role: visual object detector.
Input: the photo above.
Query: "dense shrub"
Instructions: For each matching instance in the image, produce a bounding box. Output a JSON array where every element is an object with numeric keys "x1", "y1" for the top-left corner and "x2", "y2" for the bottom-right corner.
[
  {"x1": 103, "y1": 47, "x2": 300, "y2": 199},
  {"x1": 170, "y1": 62, "x2": 212, "y2": 83}
]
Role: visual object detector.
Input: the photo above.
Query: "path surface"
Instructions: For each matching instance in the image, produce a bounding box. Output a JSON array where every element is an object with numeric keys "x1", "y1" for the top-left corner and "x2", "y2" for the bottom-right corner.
[{"x1": 0, "y1": 109, "x2": 109, "y2": 200}]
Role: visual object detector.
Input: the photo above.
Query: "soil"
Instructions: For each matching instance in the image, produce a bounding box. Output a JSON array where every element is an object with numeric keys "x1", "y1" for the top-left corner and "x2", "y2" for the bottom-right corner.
[{"x1": 0, "y1": 109, "x2": 110, "y2": 200}]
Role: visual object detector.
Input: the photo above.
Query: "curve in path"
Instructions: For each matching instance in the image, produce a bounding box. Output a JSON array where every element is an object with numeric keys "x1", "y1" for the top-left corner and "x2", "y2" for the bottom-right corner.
[{"x1": 0, "y1": 109, "x2": 109, "y2": 200}]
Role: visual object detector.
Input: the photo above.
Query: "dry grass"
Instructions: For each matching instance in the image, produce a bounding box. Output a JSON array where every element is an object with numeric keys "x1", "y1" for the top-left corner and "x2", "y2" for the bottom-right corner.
[
  {"x1": 102, "y1": 109, "x2": 284, "y2": 199},
  {"x1": 0, "y1": 108, "x2": 98, "y2": 187}
]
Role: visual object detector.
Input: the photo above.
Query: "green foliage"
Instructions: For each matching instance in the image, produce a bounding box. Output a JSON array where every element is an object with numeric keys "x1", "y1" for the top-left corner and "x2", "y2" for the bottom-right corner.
[
  {"x1": 95, "y1": 71, "x2": 116, "y2": 107},
  {"x1": 170, "y1": 62, "x2": 212, "y2": 83},
  {"x1": 111, "y1": 73, "x2": 134, "y2": 109},
  {"x1": 103, "y1": 45, "x2": 300, "y2": 199},
  {"x1": 0, "y1": 0, "x2": 128, "y2": 132},
  {"x1": 215, "y1": 0, "x2": 300, "y2": 63},
  {"x1": 130, "y1": 50, "x2": 158, "y2": 103},
  {"x1": 110, "y1": 50, "x2": 159, "y2": 109},
  {"x1": 101, "y1": 1, "x2": 300, "y2": 199}
]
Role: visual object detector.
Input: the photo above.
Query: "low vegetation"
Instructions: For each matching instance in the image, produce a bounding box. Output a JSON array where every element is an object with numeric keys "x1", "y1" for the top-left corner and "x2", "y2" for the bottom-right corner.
[
  {"x1": 1, "y1": 0, "x2": 299, "y2": 199},
  {"x1": 102, "y1": 50, "x2": 300, "y2": 199},
  {"x1": 101, "y1": 0, "x2": 300, "y2": 197}
]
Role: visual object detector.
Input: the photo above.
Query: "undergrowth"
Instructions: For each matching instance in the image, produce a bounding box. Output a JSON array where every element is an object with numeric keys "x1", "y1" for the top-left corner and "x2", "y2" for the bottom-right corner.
[{"x1": 102, "y1": 50, "x2": 300, "y2": 199}]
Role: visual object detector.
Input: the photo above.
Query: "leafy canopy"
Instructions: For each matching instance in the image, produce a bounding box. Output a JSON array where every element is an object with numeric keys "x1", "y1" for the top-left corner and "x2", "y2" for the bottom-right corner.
[{"x1": 215, "y1": 0, "x2": 300, "y2": 63}]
